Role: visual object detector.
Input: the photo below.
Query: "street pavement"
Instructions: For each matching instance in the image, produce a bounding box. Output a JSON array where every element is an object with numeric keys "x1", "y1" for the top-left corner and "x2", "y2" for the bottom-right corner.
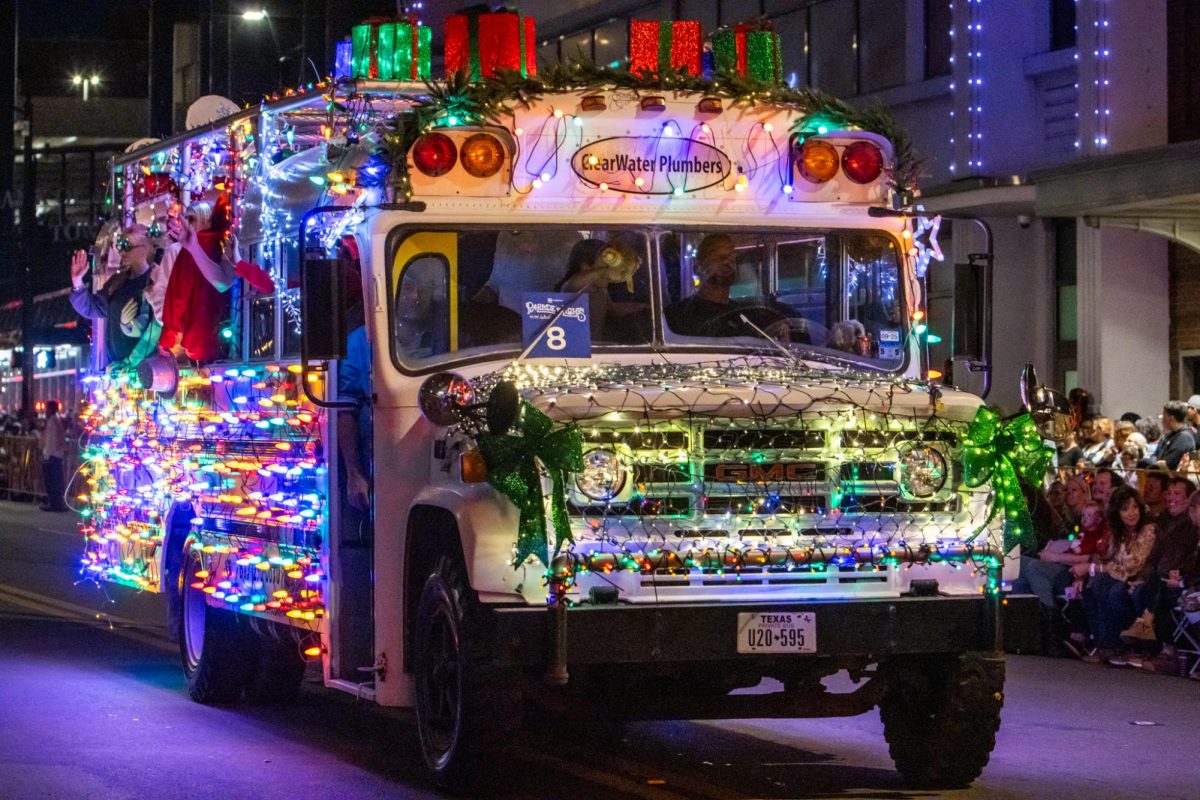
[{"x1": 1, "y1": 499, "x2": 1198, "y2": 800}]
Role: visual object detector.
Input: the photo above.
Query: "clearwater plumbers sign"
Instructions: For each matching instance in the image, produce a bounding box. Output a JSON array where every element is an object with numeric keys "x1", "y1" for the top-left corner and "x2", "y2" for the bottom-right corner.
[{"x1": 571, "y1": 135, "x2": 732, "y2": 195}]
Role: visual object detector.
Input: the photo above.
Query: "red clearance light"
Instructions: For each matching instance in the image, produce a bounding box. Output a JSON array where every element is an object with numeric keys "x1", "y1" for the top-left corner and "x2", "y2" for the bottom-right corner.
[
  {"x1": 841, "y1": 141, "x2": 884, "y2": 184},
  {"x1": 797, "y1": 140, "x2": 839, "y2": 183},
  {"x1": 411, "y1": 133, "x2": 457, "y2": 177}
]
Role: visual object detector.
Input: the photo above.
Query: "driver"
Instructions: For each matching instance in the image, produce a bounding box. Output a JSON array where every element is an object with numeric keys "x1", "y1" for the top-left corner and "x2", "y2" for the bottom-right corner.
[{"x1": 665, "y1": 233, "x2": 798, "y2": 339}]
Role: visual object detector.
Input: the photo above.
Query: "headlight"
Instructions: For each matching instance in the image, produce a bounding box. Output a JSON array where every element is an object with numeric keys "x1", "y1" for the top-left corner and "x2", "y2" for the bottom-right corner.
[
  {"x1": 575, "y1": 449, "x2": 626, "y2": 501},
  {"x1": 897, "y1": 446, "x2": 947, "y2": 498}
]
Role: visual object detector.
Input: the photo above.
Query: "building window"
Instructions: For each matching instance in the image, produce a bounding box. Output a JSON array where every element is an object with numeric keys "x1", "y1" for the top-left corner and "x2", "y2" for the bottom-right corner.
[
  {"x1": 774, "y1": 8, "x2": 808, "y2": 88},
  {"x1": 680, "y1": 0, "x2": 719, "y2": 31},
  {"x1": 720, "y1": 0, "x2": 764, "y2": 26},
  {"x1": 859, "y1": 0, "x2": 906, "y2": 93},
  {"x1": 1050, "y1": 0, "x2": 1077, "y2": 51},
  {"x1": 594, "y1": 18, "x2": 628, "y2": 68},
  {"x1": 562, "y1": 29, "x2": 594, "y2": 63},
  {"x1": 925, "y1": 0, "x2": 953, "y2": 79},
  {"x1": 809, "y1": 0, "x2": 856, "y2": 97}
]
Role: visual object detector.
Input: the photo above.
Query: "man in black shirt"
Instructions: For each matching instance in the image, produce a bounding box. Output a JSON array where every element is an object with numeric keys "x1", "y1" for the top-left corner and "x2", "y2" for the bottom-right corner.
[
  {"x1": 1156, "y1": 401, "x2": 1195, "y2": 471},
  {"x1": 70, "y1": 225, "x2": 155, "y2": 365},
  {"x1": 666, "y1": 233, "x2": 796, "y2": 339}
]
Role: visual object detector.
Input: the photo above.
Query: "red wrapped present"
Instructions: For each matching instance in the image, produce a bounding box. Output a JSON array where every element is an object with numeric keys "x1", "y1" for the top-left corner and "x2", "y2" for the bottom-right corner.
[
  {"x1": 629, "y1": 20, "x2": 702, "y2": 77},
  {"x1": 444, "y1": 8, "x2": 536, "y2": 80},
  {"x1": 710, "y1": 24, "x2": 783, "y2": 83}
]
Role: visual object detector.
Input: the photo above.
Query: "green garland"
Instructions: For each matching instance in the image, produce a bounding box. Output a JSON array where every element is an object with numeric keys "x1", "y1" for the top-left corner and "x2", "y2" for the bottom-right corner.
[{"x1": 379, "y1": 60, "x2": 922, "y2": 195}]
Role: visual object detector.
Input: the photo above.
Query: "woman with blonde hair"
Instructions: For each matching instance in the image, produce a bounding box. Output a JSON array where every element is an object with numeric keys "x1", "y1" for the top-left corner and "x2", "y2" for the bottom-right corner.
[{"x1": 1015, "y1": 476, "x2": 1095, "y2": 609}]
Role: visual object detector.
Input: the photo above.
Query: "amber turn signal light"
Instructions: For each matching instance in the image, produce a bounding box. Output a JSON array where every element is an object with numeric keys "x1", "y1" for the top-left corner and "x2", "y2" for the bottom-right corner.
[
  {"x1": 460, "y1": 133, "x2": 506, "y2": 179},
  {"x1": 461, "y1": 450, "x2": 488, "y2": 483},
  {"x1": 797, "y1": 140, "x2": 839, "y2": 183}
]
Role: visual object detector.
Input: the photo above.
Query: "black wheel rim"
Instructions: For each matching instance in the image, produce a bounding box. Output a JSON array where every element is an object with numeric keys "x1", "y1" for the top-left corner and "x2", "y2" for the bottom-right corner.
[{"x1": 416, "y1": 591, "x2": 462, "y2": 768}]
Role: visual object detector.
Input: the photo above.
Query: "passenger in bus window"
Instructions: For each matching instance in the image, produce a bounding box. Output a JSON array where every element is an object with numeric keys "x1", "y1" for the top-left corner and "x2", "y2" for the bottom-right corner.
[
  {"x1": 69, "y1": 224, "x2": 155, "y2": 365},
  {"x1": 665, "y1": 233, "x2": 790, "y2": 340},
  {"x1": 155, "y1": 199, "x2": 237, "y2": 362},
  {"x1": 395, "y1": 257, "x2": 445, "y2": 357}
]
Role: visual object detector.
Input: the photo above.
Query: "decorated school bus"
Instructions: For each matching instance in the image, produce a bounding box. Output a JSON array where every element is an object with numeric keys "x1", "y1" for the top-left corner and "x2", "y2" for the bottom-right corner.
[{"x1": 77, "y1": 12, "x2": 1069, "y2": 793}]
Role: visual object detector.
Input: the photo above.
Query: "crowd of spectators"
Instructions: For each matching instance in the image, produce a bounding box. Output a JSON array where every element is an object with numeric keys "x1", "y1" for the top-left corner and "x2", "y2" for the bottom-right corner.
[{"x1": 1020, "y1": 391, "x2": 1200, "y2": 677}]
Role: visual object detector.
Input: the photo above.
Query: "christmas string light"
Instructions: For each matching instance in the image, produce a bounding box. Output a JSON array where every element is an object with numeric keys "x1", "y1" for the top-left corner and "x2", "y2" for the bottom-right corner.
[
  {"x1": 461, "y1": 358, "x2": 1016, "y2": 600},
  {"x1": 77, "y1": 365, "x2": 328, "y2": 623}
]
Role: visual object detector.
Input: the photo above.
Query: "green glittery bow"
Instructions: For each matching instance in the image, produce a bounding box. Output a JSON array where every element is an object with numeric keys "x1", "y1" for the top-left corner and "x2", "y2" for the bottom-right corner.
[
  {"x1": 962, "y1": 406, "x2": 1054, "y2": 553},
  {"x1": 478, "y1": 401, "x2": 583, "y2": 569}
]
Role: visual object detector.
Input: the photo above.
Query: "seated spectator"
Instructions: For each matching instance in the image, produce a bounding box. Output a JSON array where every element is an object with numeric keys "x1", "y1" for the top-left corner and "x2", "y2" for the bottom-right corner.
[
  {"x1": 1122, "y1": 477, "x2": 1198, "y2": 654},
  {"x1": 1090, "y1": 467, "x2": 1125, "y2": 511},
  {"x1": 1080, "y1": 416, "x2": 1114, "y2": 466},
  {"x1": 1076, "y1": 486, "x2": 1156, "y2": 661},
  {"x1": 1057, "y1": 430, "x2": 1085, "y2": 470},
  {"x1": 1141, "y1": 469, "x2": 1169, "y2": 522},
  {"x1": 1154, "y1": 401, "x2": 1195, "y2": 471},
  {"x1": 1136, "y1": 416, "x2": 1161, "y2": 462},
  {"x1": 1045, "y1": 479, "x2": 1068, "y2": 532},
  {"x1": 1014, "y1": 476, "x2": 1095, "y2": 609},
  {"x1": 1186, "y1": 395, "x2": 1200, "y2": 432}
]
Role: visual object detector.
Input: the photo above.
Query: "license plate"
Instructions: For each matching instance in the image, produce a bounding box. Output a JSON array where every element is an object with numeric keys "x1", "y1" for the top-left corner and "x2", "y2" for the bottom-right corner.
[{"x1": 736, "y1": 611, "x2": 816, "y2": 654}]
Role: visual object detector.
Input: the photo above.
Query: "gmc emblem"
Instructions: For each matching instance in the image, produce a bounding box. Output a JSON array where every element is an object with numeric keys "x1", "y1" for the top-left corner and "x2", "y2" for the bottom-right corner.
[{"x1": 708, "y1": 462, "x2": 824, "y2": 482}]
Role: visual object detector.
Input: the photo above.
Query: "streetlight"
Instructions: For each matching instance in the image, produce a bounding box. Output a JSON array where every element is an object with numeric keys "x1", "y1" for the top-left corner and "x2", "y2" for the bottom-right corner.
[
  {"x1": 71, "y1": 74, "x2": 100, "y2": 101},
  {"x1": 226, "y1": 10, "x2": 273, "y2": 97}
]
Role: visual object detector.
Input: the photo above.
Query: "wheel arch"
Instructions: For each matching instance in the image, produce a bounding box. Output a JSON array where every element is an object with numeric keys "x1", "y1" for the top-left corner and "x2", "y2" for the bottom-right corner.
[
  {"x1": 162, "y1": 501, "x2": 199, "y2": 640},
  {"x1": 404, "y1": 504, "x2": 467, "y2": 672}
]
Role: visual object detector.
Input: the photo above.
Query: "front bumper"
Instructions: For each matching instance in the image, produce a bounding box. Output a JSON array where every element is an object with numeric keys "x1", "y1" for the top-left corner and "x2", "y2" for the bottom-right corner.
[{"x1": 489, "y1": 593, "x2": 1010, "y2": 666}]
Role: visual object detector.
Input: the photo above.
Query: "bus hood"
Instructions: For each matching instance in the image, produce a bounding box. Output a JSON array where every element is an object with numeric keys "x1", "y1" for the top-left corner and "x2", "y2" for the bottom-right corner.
[{"x1": 474, "y1": 359, "x2": 984, "y2": 426}]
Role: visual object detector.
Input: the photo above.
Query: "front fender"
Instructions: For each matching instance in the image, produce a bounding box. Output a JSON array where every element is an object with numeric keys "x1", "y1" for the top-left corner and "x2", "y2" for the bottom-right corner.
[{"x1": 409, "y1": 483, "x2": 539, "y2": 601}]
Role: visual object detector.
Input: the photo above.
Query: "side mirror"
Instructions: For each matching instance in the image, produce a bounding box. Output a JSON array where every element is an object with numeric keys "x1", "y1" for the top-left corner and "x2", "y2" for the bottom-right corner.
[
  {"x1": 418, "y1": 372, "x2": 476, "y2": 426},
  {"x1": 1020, "y1": 362, "x2": 1074, "y2": 442},
  {"x1": 299, "y1": 208, "x2": 349, "y2": 362}
]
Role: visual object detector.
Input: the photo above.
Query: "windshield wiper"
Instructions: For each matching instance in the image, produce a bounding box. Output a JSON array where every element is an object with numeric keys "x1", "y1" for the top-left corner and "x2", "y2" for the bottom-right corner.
[{"x1": 737, "y1": 313, "x2": 801, "y2": 366}]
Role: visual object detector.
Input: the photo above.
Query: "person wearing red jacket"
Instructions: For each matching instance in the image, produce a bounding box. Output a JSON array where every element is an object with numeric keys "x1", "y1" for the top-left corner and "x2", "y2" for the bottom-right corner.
[{"x1": 156, "y1": 199, "x2": 236, "y2": 362}]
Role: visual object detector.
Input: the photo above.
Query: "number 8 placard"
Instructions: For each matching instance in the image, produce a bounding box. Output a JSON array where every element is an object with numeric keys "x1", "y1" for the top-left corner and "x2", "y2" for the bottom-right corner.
[{"x1": 520, "y1": 293, "x2": 592, "y2": 359}]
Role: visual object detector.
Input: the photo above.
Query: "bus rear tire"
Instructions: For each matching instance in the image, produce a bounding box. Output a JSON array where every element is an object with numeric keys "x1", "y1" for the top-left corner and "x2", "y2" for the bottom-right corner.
[
  {"x1": 413, "y1": 553, "x2": 521, "y2": 793},
  {"x1": 179, "y1": 546, "x2": 256, "y2": 703}
]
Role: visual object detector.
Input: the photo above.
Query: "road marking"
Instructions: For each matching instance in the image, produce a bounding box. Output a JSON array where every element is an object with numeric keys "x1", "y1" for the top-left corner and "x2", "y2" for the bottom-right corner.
[
  {"x1": 0, "y1": 583, "x2": 174, "y2": 654},
  {"x1": 36, "y1": 525, "x2": 83, "y2": 540}
]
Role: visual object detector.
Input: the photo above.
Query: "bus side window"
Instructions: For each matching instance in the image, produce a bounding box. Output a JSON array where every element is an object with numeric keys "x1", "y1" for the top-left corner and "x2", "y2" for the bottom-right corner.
[
  {"x1": 281, "y1": 240, "x2": 301, "y2": 358},
  {"x1": 250, "y1": 239, "x2": 277, "y2": 359},
  {"x1": 395, "y1": 255, "x2": 449, "y2": 359}
]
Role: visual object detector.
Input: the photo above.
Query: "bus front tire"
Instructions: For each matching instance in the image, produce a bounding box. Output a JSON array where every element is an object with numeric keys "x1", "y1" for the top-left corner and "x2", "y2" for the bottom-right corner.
[
  {"x1": 179, "y1": 547, "x2": 256, "y2": 704},
  {"x1": 413, "y1": 553, "x2": 520, "y2": 793},
  {"x1": 878, "y1": 653, "x2": 1004, "y2": 789}
]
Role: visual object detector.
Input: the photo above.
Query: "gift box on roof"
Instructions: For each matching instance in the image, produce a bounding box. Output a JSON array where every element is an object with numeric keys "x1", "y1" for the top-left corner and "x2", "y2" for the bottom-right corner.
[
  {"x1": 710, "y1": 23, "x2": 783, "y2": 83},
  {"x1": 628, "y1": 19, "x2": 703, "y2": 78},
  {"x1": 444, "y1": 7, "x2": 536, "y2": 80},
  {"x1": 351, "y1": 17, "x2": 431, "y2": 80}
]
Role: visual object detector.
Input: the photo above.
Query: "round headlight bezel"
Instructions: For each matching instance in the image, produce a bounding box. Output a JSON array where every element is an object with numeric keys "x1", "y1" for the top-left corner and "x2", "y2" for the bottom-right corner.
[
  {"x1": 897, "y1": 445, "x2": 948, "y2": 499},
  {"x1": 574, "y1": 448, "x2": 627, "y2": 502}
]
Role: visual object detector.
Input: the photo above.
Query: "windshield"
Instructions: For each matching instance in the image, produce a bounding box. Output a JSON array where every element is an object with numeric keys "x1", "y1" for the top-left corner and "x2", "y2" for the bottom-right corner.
[
  {"x1": 661, "y1": 229, "x2": 906, "y2": 369},
  {"x1": 387, "y1": 226, "x2": 906, "y2": 372}
]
